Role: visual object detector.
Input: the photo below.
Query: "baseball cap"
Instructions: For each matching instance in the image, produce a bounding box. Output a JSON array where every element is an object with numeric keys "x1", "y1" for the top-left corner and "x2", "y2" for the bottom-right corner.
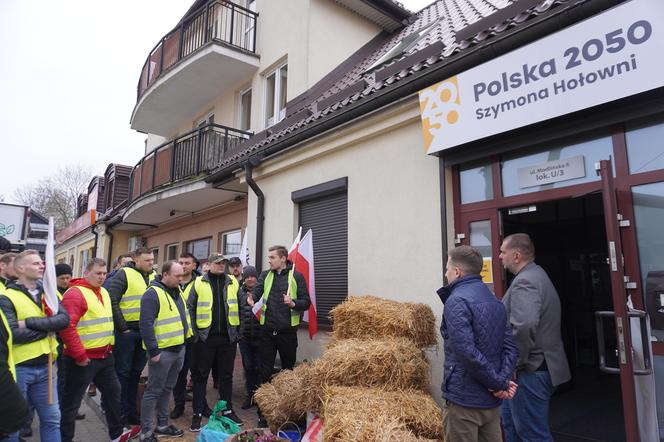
[
  {"x1": 207, "y1": 253, "x2": 229, "y2": 264},
  {"x1": 228, "y1": 257, "x2": 242, "y2": 266}
]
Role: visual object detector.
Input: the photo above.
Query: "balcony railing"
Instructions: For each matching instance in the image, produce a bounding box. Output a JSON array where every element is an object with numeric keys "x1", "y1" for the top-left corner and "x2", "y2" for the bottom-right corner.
[
  {"x1": 137, "y1": 0, "x2": 257, "y2": 100},
  {"x1": 129, "y1": 123, "x2": 251, "y2": 202}
]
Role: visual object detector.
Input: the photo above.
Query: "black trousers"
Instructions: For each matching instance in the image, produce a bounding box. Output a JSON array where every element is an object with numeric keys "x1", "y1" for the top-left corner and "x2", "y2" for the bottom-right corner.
[
  {"x1": 191, "y1": 335, "x2": 237, "y2": 413},
  {"x1": 172, "y1": 343, "x2": 193, "y2": 409},
  {"x1": 257, "y1": 330, "x2": 298, "y2": 387},
  {"x1": 60, "y1": 355, "x2": 123, "y2": 442}
]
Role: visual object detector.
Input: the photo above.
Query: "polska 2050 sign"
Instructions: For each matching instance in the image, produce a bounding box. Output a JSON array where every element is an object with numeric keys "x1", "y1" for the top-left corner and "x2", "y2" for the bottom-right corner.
[{"x1": 419, "y1": 0, "x2": 664, "y2": 154}]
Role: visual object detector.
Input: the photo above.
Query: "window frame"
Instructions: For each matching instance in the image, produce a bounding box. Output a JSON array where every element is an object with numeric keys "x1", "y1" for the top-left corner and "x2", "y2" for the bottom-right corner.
[
  {"x1": 263, "y1": 62, "x2": 287, "y2": 128},
  {"x1": 185, "y1": 237, "x2": 212, "y2": 262},
  {"x1": 239, "y1": 87, "x2": 252, "y2": 131},
  {"x1": 220, "y1": 229, "x2": 243, "y2": 257},
  {"x1": 165, "y1": 243, "x2": 178, "y2": 262}
]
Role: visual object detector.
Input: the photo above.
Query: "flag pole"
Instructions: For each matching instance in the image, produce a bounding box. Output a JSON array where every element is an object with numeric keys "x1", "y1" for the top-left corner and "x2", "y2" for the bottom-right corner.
[{"x1": 48, "y1": 339, "x2": 53, "y2": 404}]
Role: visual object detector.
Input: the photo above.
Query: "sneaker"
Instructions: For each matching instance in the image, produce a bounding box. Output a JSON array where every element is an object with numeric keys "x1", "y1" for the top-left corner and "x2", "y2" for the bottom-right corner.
[
  {"x1": 115, "y1": 425, "x2": 141, "y2": 442},
  {"x1": 189, "y1": 414, "x2": 203, "y2": 432},
  {"x1": 222, "y1": 409, "x2": 243, "y2": 426},
  {"x1": 202, "y1": 406, "x2": 213, "y2": 418},
  {"x1": 241, "y1": 396, "x2": 254, "y2": 410},
  {"x1": 169, "y1": 405, "x2": 184, "y2": 420},
  {"x1": 154, "y1": 424, "x2": 184, "y2": 438}
]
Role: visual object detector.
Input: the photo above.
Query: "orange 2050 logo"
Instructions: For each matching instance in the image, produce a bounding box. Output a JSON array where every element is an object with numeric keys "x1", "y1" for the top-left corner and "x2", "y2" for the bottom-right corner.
[{"x1": 418, "y1": 77, "x2": 461, "y2": 152}]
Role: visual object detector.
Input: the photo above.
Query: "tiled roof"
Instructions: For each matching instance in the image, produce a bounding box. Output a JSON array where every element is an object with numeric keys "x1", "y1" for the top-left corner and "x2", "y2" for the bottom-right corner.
[{"x1": 211, "y1": 0, "x2": 578, "y2": 175}]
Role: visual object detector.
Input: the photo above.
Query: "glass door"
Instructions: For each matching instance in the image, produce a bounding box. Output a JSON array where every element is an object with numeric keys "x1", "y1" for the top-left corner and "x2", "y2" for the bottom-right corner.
[{"x1": 457, "y1": 210, "x2": 503, "y2": 297}]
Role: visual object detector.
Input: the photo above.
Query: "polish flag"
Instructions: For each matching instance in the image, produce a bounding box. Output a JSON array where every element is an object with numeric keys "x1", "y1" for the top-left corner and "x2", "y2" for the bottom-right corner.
[
  {"x1": 42, "y1": 217, "x2": 59, "y2": 316},
  {"x1": 289, "y1": 228, "x2": 318, "y2": 339}
]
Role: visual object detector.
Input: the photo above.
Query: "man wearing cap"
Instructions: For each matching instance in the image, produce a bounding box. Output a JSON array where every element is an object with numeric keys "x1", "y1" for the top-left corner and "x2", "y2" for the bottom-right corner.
[
  {"x1": 59, "y1": 258, "x2": 138, "y2": 442},
  {"x1": 237, "y1": 265, "x2": 260, "y2": 409},
  {"x1": 139, "y1": 261, "x2": 192, "y2": 441},
  {"x1": 106, "y1": 247, "x2": 156, "y2": 426},
  {"x1": 55, "y1": 264, "x2": 73, "y2": 298},
  {"x1": 227, "y1": 257, "x2": 243, "y2": 286},
  {"x1": 186, "y1": 253, "x2": 242, "y2": 432}
]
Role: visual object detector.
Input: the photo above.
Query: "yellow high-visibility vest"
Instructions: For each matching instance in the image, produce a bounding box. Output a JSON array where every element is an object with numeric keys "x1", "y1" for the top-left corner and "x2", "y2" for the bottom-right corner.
[
  {"x1": 260, "y1": 270, "x2": 299, "y2": 326},
  {"x1": 193, "y1": 275, "x2": 239, "y2": 328},
  {"x1": 143, "y1": 286, "x2": 192, "y2": 349},
  {"x1": 0, "y1": 309, "x2": 16, "y2": 380},
  {"x1": 2, "y1": 288, "x2": 58, "y2": 365},
  {"x1": 71, "y1": 286, "x2": 114, "y2": 349},
  {"x1": 119, "y1": 268, "x2": 156, "y2": 321}
]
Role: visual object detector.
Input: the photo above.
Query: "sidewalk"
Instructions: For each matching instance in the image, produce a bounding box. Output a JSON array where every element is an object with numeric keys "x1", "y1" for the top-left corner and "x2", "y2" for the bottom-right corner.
[{"x1": 23, "y1": 397, "x2": 107, "y2": 442}]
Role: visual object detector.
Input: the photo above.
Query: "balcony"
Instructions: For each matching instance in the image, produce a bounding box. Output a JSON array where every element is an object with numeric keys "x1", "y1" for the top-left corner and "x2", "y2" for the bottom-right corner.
[
  {"x1": 124, "y1": 123, "x2": 250, "y2": 225},
  {"x1": 131, "y1": 0, "x2": 259, "y2": 136}
]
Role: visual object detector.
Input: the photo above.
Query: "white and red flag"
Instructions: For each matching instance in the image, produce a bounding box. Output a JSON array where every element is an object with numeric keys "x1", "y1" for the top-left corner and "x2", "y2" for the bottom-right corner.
[
  {"x1": 288, "y1": 228, "x2": 318, "y2": 339},
  {"x1": 42, "y1": 217, "x2": 59, "y2": 316}
]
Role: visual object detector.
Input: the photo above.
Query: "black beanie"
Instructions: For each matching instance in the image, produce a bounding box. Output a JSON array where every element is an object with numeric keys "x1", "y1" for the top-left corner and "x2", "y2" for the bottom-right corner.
[
  {"x1": 242, "y1": 265, "x2": 258, "y2": 279},
  {"x1": 55, "y1": 263, "x2": 73, "y2": 277}
]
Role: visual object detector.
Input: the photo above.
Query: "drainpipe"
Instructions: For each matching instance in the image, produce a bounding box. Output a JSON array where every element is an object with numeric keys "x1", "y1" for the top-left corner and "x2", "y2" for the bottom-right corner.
[
  {"x1": 244, "y1": 157, "x2": 264, "y2": 273},
  {"x1": 92, "y1": 223, "x2": 99, "y2": 258}
]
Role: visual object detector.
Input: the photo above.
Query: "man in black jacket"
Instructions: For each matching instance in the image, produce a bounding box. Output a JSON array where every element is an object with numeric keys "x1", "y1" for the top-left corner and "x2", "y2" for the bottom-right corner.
[
  {"x1": 251, "y1": 245, "x2": 310, "y2": 426},
  {"x1": 0, "y1": 308, "x2": 29, "y2": 439},
  {"x1": 0, "y1": 250, "x2": 70, "y2": 442},
  {"x1": 186, "y1": 253, "x2": 242, "y2": 432},
  {"x1": 105, "y1": 248, "x2": 156, "y2": 426},
  {"x1": 237, "y1": 266, "x2": 260, "y2": 409}
]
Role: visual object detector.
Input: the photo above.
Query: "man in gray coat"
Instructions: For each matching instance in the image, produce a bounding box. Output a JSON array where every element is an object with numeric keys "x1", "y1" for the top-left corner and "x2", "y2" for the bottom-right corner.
[{"x1": 499, "y1": 233, "x2": 571, "y2": 442}]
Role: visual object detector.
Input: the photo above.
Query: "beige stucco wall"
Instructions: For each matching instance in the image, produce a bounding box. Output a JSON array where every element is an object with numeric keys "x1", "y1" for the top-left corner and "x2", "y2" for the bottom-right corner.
[
  {"x1": 55, "y1": 232, "x2": 96, "y2": 278},
  {"x1": 243, "y1": 97, "x2": 446, "y2": 399},
  {"x1": 140, "y1": 199, "x2": 247, "y2": 267}
]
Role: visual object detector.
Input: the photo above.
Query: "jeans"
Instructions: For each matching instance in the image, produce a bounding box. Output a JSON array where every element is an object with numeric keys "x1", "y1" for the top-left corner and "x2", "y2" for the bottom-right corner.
[
  {"x1": 60, "y1": 356, "x2": 123, "y2": 442},
  {"x1": 191, "y1": 335, "x2": 237, "y2": 413},
  {"x1": 257, "y1": 330, "x2": 297, "y2": 387},
  {"x1": 140, "y1": 348, "x2": 184, "y2": 438},
  {"x1": 8, "y1": 364, "x2": 61, "y2": 442},
  {"x1": 114, "y1": 329, "x2": 148, "y2": 420},
  {"x1": 239, "y1": 338, "x2": 261, "y2": 398},
  {"x1": 501, "y1": 370, "x2": 555, "y2": 442},
  {"x1": 172, "y1": 343, "x2": 192, "y2": 409}
]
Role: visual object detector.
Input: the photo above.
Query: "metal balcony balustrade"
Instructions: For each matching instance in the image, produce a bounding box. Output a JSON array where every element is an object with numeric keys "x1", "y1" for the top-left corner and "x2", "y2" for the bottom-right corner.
[
  {"x1": 137, "y1": 0, "x2": 257, "y2": 100},
  {"x1": 129, "y1": 123, "x2": 251, "y2": 202}
]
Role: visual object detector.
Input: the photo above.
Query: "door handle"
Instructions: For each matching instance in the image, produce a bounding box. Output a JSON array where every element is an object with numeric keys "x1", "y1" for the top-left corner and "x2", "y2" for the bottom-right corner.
[
  {"x1": 594, "y1": 310, "x2": 653, "y2": 376},
  {"x1": 595, "y1": 311, "x2": 621, "y2": 374}
]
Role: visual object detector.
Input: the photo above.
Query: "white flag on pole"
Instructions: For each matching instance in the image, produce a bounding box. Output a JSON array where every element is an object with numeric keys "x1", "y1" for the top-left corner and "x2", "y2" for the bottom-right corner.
[
  {"x1": 240, "y1": 228, "x2": 250, "y2": 266},
  {"x1": 42, "y1": 217, "x2": 59, "y2": 315}
]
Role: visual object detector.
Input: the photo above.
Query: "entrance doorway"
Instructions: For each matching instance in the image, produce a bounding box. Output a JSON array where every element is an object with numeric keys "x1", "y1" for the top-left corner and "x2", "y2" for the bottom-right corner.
[{"x1": 501, "y1": 193, "x2": 626, "y2": 442}]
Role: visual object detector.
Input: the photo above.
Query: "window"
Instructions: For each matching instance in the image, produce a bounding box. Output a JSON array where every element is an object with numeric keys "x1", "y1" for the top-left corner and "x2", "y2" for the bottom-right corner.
[
  {"x1": 186, "y1": 238, "x2": 211, "y2": 261},
  {"x1": 240, "y1": 88, "x2": 252, "y2": 131},
  {"x1": 460, "y1": 161, "x2": 493, "y2": 204},
  {"x1": 365, "y1": 20, "x2": 439, "y2": 73},
  {"x1": 151, "y1": 247, "x2": 159, "y2": 267},
  {"x1": 264, "y1": 63, "x2": 287, "y2": 127},
  {"x1": 221, "y1": 230, "x2": 242, "y2": 256},
  {"x1": 294, "y1": 178, "x2": 348, "y2": 326},
  {"x1": 244, "y1": 0, "x2": 256, "y2": 51},
  {"x1": 166, "y1": 243, "x2": 178, "y2": 261},
  {"x1": 625, "y1": 116, "x2": 664, "y2": 174}
]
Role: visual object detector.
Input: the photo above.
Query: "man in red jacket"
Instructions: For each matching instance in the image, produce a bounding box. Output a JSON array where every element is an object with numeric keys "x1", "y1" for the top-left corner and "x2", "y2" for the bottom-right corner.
[{"x1": 58, "y1": 258, "x2": 139, "y2": 442}]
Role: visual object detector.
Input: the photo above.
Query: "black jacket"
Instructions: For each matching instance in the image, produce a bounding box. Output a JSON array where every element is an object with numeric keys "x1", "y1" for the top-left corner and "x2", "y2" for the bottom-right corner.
[
  {"x1": 0, "y1": 281, "x2": 70, "y2": 366},
  {"x1": 0, "y1": 312, "x2": 29, "y2": 436},
  {"x1": 105, "y1": 262, "x2": 153, "y2": 332},
  {"x1": 139, "y1": 277, "x2": 191, "y2": 358},
  {"x1": 187, "y1": 272, "x2": 240, "y2": 343},
  {"x1": 238, "y1": 284, "x2": 261, "y2": 340},
  {"x1": 253, "y1": 262, "x2": 310, "y2": 332}
]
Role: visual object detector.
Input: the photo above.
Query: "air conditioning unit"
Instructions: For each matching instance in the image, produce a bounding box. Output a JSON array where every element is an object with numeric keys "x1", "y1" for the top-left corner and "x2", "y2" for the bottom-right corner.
[{"x1": 128, "y1": 236, "x2": 146, "y2": 252}]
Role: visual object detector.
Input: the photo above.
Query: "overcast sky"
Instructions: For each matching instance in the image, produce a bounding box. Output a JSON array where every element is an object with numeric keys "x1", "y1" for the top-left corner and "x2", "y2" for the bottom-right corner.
[{"x1": 0, "y1": 0, "x2": 432, "y2": 204}]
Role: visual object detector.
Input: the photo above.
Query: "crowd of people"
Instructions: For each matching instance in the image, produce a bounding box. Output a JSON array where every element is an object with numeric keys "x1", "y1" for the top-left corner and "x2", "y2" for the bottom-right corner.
[
  {"x1": 0, "y1": 243, "x2": 310, "y2": 442},
  {"x1": 0, "y1": 231, "x2": 570, "y2": 442}
]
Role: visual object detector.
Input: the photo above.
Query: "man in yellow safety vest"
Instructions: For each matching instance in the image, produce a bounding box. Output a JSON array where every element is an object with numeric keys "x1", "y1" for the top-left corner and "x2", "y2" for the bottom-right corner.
[
  {"x1": 138, "y1": 261, "x2": 192, "y2": 441},
  {"x1": 186, "y1": 253, "x2": 242, "y2": 432},
  {"x1": 0, "y1": 300, "x2": 29, "y2": 438},
  {"x1": 59, "y1": 258, "x2": 140, "y2": 442},
  {"x1": 0, "y1": 252, "x2": 18, "y2": 293},
  {"x1": 0, "y1": 249, "x2": 70, "y2": 442},
  {"x1": 106, "y1": 247, "x2": 156, "y2": 426},
  {"x1": 251, "y1": 245, "x2": 310, "y2": 428}
]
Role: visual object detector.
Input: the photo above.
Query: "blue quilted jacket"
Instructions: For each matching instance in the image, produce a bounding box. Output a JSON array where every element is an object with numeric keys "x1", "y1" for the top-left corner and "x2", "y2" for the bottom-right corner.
[{"x1": 438, "y1": 274, "x2": 519, "y2": 409}]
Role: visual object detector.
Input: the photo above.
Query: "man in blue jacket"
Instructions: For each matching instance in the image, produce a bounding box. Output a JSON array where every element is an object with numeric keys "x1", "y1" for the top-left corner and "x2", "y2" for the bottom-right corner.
[{"x1": 437, "y1": 245, "x2": 519, "y2": 442}]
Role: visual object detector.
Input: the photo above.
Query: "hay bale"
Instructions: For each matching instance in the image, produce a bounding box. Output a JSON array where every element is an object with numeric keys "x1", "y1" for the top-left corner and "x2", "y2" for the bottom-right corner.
[
  {"x1": 313, "y1": 338, "x2": 430, "y2": 392},
  {"x1": 253, "y1": 363, "x2": 318, "y2": 431},
  {"x1": 322, "y1": 386, "x2": 443, "y2": 441},
  {"x1": 330, "y1": 295, "x2": 437, "y2": 349}
]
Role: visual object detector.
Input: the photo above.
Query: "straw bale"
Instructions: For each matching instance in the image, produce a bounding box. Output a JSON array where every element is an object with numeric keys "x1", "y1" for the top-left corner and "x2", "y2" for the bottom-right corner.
[
  {"x1": 253, "y1": 362, "x2": 318, "y2": 431},
  {"x1": 313, "y1": 338, "x2": 430, "y2": 392},
  {"x1": 330, "y1": 295, "x2": 437, "y2": 349},
  {"x1": 322, "y1": 386, "x2": 443, "y2": 441}
]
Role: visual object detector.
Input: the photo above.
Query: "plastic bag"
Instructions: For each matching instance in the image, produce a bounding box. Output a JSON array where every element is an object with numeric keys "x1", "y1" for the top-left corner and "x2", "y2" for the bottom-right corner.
[
  {"x1": 197, "y1": 426, "x2": 232, "y2": 442},
  {"x1": 206, "y1": 400, "x2": 241, "y2": 434}
]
